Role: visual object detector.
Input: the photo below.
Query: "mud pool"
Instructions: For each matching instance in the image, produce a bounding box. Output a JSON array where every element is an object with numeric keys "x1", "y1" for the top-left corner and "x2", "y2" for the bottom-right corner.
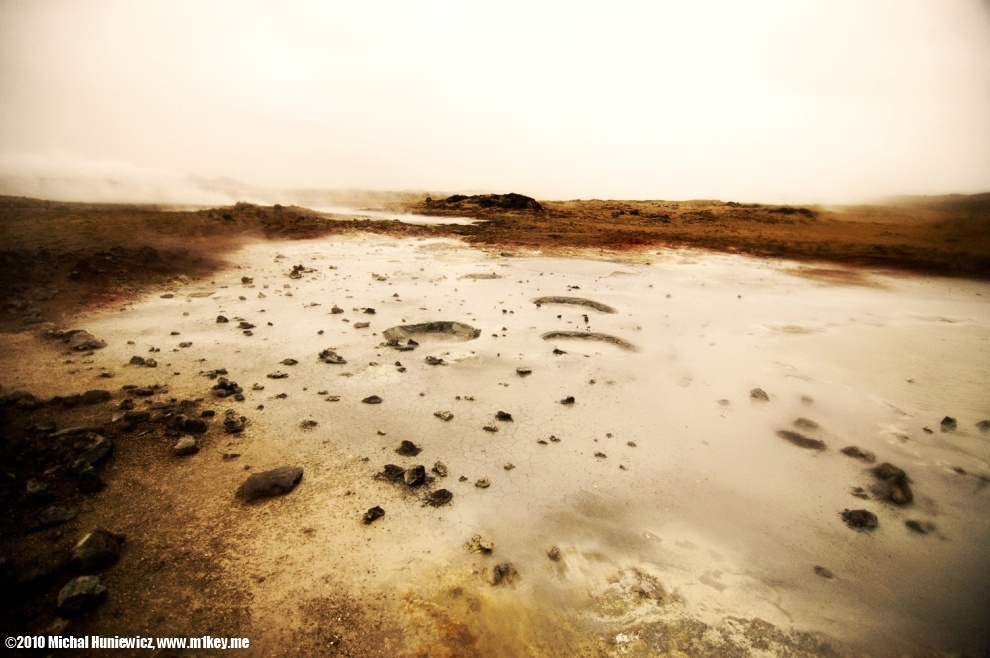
[{"x1": 6, "y1": 234, "x2": 989, "y2": 655}]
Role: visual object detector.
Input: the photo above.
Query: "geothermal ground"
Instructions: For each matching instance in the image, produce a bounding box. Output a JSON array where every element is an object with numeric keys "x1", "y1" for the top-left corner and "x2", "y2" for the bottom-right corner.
[{"x1": 1, "y1": 195, "x2": 989, "y2": 657}]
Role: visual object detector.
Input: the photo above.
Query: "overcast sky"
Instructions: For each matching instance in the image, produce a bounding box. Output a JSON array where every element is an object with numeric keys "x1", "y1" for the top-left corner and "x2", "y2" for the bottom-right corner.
[{"x1": 1, "y1": 0, "x2": 989, "y2": 204}]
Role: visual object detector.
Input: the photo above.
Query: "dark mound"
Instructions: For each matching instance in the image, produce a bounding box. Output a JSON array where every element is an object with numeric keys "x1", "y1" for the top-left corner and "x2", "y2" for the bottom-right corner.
[
  {"x1": 541, "y1": 331, "x2": 637, "y2": 352},
  {"x1": 532, "y1": 296, "x2": 617, "y2": 313},
  {"x1": 436, "y1": 193, "x2": 542, "y2": 212},
  {"x1": 776, "y1": 430, "x2": 826, "y2": 451}
]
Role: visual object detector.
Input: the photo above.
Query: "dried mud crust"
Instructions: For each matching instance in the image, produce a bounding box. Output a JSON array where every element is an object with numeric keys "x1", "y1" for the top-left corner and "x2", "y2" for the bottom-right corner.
[{"x1": 382, "y1": 321, "x2": 481, "y2": 343}]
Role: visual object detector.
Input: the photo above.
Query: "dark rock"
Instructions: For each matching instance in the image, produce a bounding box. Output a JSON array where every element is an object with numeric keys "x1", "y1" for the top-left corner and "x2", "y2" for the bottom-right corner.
[
  {"x1": 813, "y1": 566, "x2": 834, "y2": 579},
  {"x1": 489, "y1": 562, "x2": 517, "y2": 585},
  {"x1": 299, "y1": 419, "x2": 318, "y2": 429},
  {"x1": 976, "y1": 420, "x2": 990, "y2": 432},
  {"x1": 122, "y1": 410, "x2": 150, "y2": 424},
  {"x1": 840, "y1": 509, "x2": 878, "y2": 531},
  {"x1": 72, "y1": 528, "x2": 125, "y2": 572},
  {"x1": 61, "y1": 394, "x2": 81, "y2": 408},
  {"x1": 318, "y1": 348, "x2": 347, "y2": 364},
  {"x1": 516, "y1": 367, "x2": 532, "y2": 376},
  {"x1": 840, "y1": 446, "x2": 876, "y2": 462},
  {"x1": 905, "y1": 519, "x2": 935, "y2": 535},
  {"x1": 266, "y1": 371, "x2": 288, "y2": 379},
  {"x1": 241, "y1": 276, "x2": 253, "y2": 284},
  {"x1": 496, "y1": 411, "x2": 513, "y2": 422},
  {"x1": 872, "y1": 462, "x2": 913, "y2": 504},
  {"x1": 23, "y1": 479, "x2": 53, "y2": 506},
  {"x1": 379, "y1": 464, "x2": 406, "y2": 482},
  {"x1": 776, "y1": 430, "x2": 826, "y2": 451},
  {"x1": 217, "y1": 315, "x2": 229, "y2": 323},
  {"x1": 173, "y1": 437, "x2": 199, "y2": 456},
  {"x1": 223, "y1": 411, "x2": 247, "y2": 434},
  {"x1": 424, "y1": 355, "x2": 445, "y2": 365},
  {"x1": 403, "y1": 465, "x2": 427, "y2": 487},
  {"x1": 72, "y1": 435, "x2": 114, "y2": 471},
  {"x1": 133, "y1": 387, "x2": 155, "y2": 397},
  {"x1": 362, "y1": 395, "x2": 382, "y2": 404},
  {"x1": 237, "y1": 466, "x2": 303, "y2": 502},
  {"x1": 750, "y1": 388, "x2": 770, "y2": 402},
  {"x1": 434, "y1": 411, "x2": 453, "y2": 422},
  {"x1": 547, "y1": 546, "x2": 561, "y2": 561},
  {"x1": 76, "y1": 466, "x2": 104, "y2": 494},
  {"x1": 238, "y1": 321, "x2": 255, "y2": 330},
  {"x1": 475, "y1": 477, "x2": 491, "y2": 488},
  {"x1": 396, "y1": 440, "x2": 421, "y2": 457},
  {"x1": 0, "y1": 389, "x2": 36, "y2": 406},
  {"x1": 940, "y1": 416, "x2": 957, "y2": 432},
  {"x1": 432, "y1": 461, "x2": 448, "y2": 477},
  {"x1": 34, "y1": 506, "x2": 77, "y2": 530},
  {"x1": 57, "y1": 575, "x2": 107, "y2": 615},
  {"x1": 66, "y1": 330, "x2": 106, "y2": 351},
  {"x1": 363, "y1": 506, "x2": 385, "y2": 524},
  {"x1": 483, "y1": 425, "x2": 498, "y2": 433},
  {"x1": 129, "y1": 355, "x2": 147, "y2": 366},
  {"x1": 426, "y1": 489, "x2": 453, "y2": 506},
  {"x1": 794, "y1": 417, "x2": 819, "y2": 430},
  {"x1": 560, "y1": 396, "x2": 575, "y2": 405},
  {"x1": 212, "y1": 377, "x2": 242, "y2": 397},
  {"x1": 80, "y1": 390, "x2": 111, "y2": 405},
  {"x1": 281, "y1": 358, "x2": 298, "y2": 366},
  {"x1": 182, "y1": 418, "x2": 208, "y2": 433}
]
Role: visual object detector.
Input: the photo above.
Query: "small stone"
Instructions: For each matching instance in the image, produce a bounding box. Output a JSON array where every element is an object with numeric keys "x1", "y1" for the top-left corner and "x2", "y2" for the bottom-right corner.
[
  {"x1": 434, "y1": 410, "x2": 453, "y2": 422},
  {"x1": 794, "y1": 417, "x2": 819, "y2": 430},
  {"x1": 299, "y1": 419, "x2": 318, "y2": 429},
  {"x1": 976, "y1": 420, "x2": 990, "y2": 432},
  {"x1": 403, "y1": 465, "x2": 427, "y2": 487},
  {"x1": 504, "y1": 463, "x2": 515, "y2": 470},
  {"x1": 495, "y1": 411, "x2": 513, "y2": 422},
  {"x1": 516, "y1": 367, "x2": 532, "y2": 377},
  {"x1": 560, "y1": 396, "x2": 575, "y2": 405},
  {"x1": 940, "y1": 416, "x2": 957, "y2": 432},
  {"x1": 396, "y1": 440, "x2": 421, "y2": 457},
  {"x1": 72, "y1": 528, "x2": 125, "y2": 572},
  {"x1": 173, "y1": 437, "x2": 199, "y2": 456},
  {"x1": 488, "y1": 563, "x2": 516, "y2": 586},
  {"x1": 77, "y1": 466, "x2": 104, "y2": 493},
  {"x1": 467, "y1": 535, "x2": 494, "y2": 553},
  {"x1": 750, "y1": 388, "x2": 770, "y2": 402},
  {"x1": 547, "y1": 546, "x2": 561, "y2": 561},
  {"x1": 840, "y1": 509, "x2": 878, "y2": 531},
  {"x1": 362, "y1": 395, "x2": 382, "y2": 404},
  {"x1": 426, "y1": 489, "x2": 453, "y2": 506},
  {"x1": 432, "y1": 461, "x2": 448, "y2": 477},
  {"x1": 813, "y1": 565, "x2": 833, "y2": 579},
  {"x1": 483, "y1": 425, "x2": 498, "y2": 433},
  {"x1": 905, "y1": 519, "x2": 935, "y2": 535},
  {"x1": 840, "y1": 446, "x2": 876, "y2": 463},
  {"x1": 57, "y1": 575, "x2": 107, "y2": 615},
  {"x1": 267, "y1": 371, "x2": 288, "y2": 379},
  {"x1": 281, "y1": 358, "x2": 298, "y2": 366},
  {"x1": 425, "y1": 356, "x2": 445, "y2": 365},
  {"x1": 363, "y1": 506, "x2": 385, "y2": 524},
  {"x1": 475, "y1": 477, "x2": 491, "y2": 489}
]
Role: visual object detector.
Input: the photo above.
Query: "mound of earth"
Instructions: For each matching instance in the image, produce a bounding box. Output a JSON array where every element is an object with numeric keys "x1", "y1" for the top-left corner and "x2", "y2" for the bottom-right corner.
[
  {"x1": 533, "y1": 296, "x2": 617, "y2": 313},
  {"x1": 541, "y1": 331, "x2": 638, "y2": 351},
  {"x1": 429, "y1": 193, "x2": 542, "y2": 212},
  {"x1": 382, "y1": 322, "x2": 481, "y2": 343}
]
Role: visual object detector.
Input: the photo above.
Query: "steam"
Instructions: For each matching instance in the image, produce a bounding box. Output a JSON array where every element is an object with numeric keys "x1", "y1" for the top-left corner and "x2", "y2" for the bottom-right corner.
[{"x1": 0, "y1": 149, "x2": 240, "y2": 206}]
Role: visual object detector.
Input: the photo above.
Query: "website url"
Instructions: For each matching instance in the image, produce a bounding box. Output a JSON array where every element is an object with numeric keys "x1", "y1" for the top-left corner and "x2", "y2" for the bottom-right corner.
[{"x1": 6, "y1": 635, "x2": 249, "y2": 650}]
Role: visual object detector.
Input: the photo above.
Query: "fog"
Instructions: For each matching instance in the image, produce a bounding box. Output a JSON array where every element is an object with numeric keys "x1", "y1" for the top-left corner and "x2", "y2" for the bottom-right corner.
[{"x1": 1, "y1": 1, "x2": 989, "y2": 205}]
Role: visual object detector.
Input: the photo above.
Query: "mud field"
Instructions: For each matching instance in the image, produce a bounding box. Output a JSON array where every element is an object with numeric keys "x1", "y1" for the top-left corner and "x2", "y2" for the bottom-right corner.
[{"x1": 2, "y1": 228, "x2": 989, "y2": 657}]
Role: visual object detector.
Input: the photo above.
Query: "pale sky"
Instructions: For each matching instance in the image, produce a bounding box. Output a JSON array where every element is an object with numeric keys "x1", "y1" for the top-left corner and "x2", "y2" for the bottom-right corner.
[{"x1": 1, "y1": 0, "x2": 989, "y2": 204}]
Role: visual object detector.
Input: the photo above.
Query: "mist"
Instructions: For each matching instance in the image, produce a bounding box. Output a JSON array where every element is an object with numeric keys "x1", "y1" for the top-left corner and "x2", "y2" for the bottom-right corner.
[{"x1": 1, "y1": 1, "x2": 989, "y2": 205}]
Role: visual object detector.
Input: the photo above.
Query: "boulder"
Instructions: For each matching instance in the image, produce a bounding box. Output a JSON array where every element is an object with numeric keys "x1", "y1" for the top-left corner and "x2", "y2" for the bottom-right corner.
[
  {"x1": 72, "y1": 528, "x2": 125, "y2": 572},
  {"x1": 237, "y1": 466, "x2": 303, "y2": 502},
  {"x1": 57, "y1": 575, "x2": 107, "y2": 615}
]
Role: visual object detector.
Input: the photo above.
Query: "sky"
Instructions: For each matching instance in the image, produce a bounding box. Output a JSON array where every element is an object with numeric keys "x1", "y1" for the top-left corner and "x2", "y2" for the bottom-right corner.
[{"x1": 1, "y1": 0, "x2": 989, "y2": 205}]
